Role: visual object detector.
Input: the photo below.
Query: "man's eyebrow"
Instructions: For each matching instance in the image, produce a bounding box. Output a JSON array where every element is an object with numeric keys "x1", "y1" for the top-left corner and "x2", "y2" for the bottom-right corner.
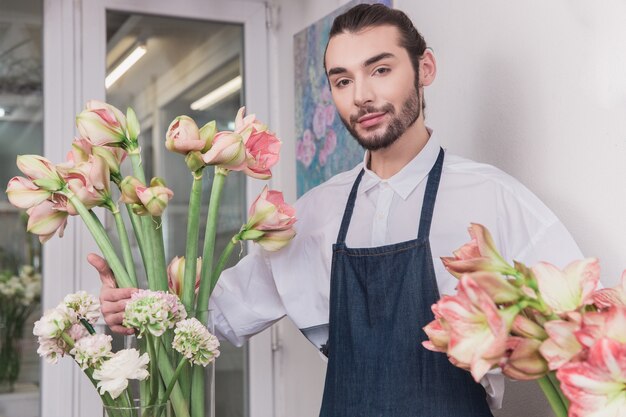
[
  {"x1": 363, "y1": 52, "x2": 395, "y2": 68},
  {"x1": 327, "y1": 66, "x2": 347, "y2": 77},
  {"x1": 326, "y1": 52, "x2": 396, "y2": 77}
]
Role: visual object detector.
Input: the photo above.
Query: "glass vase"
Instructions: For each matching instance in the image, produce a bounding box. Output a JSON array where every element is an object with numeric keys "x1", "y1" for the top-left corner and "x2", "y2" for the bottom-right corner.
[
  {"x1": 0, "y1": 317, "x2": 21, "y2": 393},
  {"x1": 103, "y1": 399, "x2": 171, "y2": 417}
]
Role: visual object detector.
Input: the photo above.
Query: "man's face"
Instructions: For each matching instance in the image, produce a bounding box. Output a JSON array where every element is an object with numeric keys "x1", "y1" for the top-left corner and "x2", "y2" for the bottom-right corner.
[{"x1": 325, "y1": 25, "x2": 420, "y2": 151}]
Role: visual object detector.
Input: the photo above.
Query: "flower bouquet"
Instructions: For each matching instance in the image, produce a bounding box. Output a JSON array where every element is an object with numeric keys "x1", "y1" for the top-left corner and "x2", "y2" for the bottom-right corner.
[
  {"x1": 6, "y1": 101, "x2": 296, "y2": 416},
  {"x1": 423, "y1": 224, "x2": 626, "y2": 417},
  {"x1": 0, "y1": 265, "x2": 41, "y2": 392}
]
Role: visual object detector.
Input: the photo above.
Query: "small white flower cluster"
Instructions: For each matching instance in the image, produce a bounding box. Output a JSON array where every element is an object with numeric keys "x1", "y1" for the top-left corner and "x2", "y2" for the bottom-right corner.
[
  {"x1": 123, "y1": 289, "x2": 187, "y2": 338},
  {"x1": 33, "y1": 291, "x2": 101, "y2": 363},
  {"x1": 34, "y1": 290, "x2": 150, "y2": 400},
  {"x1": 0, "y1": 265, "x2": 41, "y2": 306},
  {"x1": 172, "y1": 318, "x2": 220, "y2": 366}
]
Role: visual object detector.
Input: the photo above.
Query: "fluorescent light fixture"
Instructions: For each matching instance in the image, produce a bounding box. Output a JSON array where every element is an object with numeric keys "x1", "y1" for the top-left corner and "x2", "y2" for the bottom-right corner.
[
  {"x1": 190, "y1": 76, "x2": 242, "y2": 111},
  {"x1": 105, "y1": 44, "x2": 147, "y2": 89},
  {"x1": 0, "y1": 108, "x2": 5, "y2": 118}
]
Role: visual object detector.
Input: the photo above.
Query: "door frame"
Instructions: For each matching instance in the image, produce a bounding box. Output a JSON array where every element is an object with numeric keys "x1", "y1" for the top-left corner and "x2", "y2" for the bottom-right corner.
[{"x1": 43, "y1": 1, "x2": 272, "y2": 416}]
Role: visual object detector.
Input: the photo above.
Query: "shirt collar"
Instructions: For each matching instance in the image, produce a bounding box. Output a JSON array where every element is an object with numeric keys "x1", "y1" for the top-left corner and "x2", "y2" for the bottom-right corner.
[{"x1": 360, "y1": 128, "x2": 441, "y2": 200}]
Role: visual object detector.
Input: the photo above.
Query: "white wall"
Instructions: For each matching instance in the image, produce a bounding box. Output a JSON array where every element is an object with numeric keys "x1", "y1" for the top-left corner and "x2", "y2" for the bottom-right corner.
[{"x1": 268, "y1": 0, "x2": 626, "y2": 416}]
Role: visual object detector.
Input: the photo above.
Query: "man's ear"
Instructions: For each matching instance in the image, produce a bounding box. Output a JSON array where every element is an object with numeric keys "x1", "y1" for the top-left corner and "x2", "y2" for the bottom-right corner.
[{"x1": 419, "y1": 48, "x2": 436, "y2": 87}]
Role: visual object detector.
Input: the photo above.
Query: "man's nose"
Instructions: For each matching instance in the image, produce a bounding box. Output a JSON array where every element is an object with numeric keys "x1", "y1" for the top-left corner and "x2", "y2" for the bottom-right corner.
[{"x1": 353, "y1": 79, "x2": 374, "y2": 107}]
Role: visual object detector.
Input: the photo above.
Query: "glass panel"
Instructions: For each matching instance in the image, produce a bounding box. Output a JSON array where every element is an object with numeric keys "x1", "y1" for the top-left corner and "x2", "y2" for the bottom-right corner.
[
  {"x1": 105, "y1": 11, "x2": 246, "y2": 417},
  {"x1": 0, "y1": 0, "x2": 43, "y2": 416}
]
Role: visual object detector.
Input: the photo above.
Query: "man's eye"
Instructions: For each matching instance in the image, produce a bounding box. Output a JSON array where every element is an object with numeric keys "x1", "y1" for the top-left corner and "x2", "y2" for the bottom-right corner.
[
  {"x1": 374, "y1": 67, "x2": 390, "y2": 75},
  {"x1": 335, "y1": 79, "x2": 351, "y2": 88}
]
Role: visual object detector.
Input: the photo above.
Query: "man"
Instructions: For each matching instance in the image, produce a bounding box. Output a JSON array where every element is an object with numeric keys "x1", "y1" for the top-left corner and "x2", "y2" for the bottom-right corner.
[{"x1": 95, "y1": 4, "x2": 582, "y2": 416}]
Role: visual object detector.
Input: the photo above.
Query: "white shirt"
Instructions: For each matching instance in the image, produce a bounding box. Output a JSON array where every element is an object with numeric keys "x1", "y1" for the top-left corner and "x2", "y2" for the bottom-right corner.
[{"x1": 209, "y1": 130, "x2": 583, "y2": 408}]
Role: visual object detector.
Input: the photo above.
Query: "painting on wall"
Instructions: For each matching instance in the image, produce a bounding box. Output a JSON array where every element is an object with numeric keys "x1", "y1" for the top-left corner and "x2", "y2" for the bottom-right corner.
[{"x1": 294, "y1": 0, "x2": 393, "y2": 197}]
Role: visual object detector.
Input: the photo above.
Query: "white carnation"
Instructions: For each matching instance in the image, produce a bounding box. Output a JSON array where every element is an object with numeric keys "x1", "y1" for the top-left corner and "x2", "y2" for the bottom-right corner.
[
  {"x1": 172, "y1": 318, "x2": 220, "y2": 366},
  {"x1": 33, "y1": 307, "x2": 72, "y2": 339},
  {"x1": 70, "y1": 334, "x2": 113, "y2": 370},
  {"x1": 93, "y1": 349, "x2": 150, "y2": 399},
  {"x1": 63, "y1": 291, "x2": 100, "y2": 324}
]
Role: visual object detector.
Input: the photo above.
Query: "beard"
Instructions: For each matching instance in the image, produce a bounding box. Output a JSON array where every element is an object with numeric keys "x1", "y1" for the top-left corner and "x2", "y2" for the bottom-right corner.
[{"x1": 340, "y1": 88, "x2": 421, "y2": 151}]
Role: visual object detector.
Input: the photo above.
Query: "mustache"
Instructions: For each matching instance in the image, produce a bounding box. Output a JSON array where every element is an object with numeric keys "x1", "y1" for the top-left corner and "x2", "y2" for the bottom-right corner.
[{"x1": 349, "y1": 103, "x2": 395, "y2": 125}]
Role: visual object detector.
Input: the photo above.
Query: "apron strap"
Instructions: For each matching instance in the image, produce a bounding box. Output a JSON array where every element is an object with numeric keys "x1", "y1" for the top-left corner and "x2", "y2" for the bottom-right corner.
[
  {"x1": 336, "y1": 169, "x2": 365, "y2": 245},
  {"x1": 417, "y1": 148, "x2": 445, "y2": 240}
]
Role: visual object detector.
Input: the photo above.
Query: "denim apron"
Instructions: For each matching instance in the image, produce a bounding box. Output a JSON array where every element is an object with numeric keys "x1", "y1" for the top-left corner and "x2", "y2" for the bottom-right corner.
[{"x1": 319, "y1": 149, "x2": 493, "y2": 417}]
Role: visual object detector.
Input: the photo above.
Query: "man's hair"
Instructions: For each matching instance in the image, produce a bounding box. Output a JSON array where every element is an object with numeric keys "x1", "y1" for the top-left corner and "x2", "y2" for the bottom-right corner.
[{"x1": 325, "y1": 4, "x2": 428, "y2": 108}]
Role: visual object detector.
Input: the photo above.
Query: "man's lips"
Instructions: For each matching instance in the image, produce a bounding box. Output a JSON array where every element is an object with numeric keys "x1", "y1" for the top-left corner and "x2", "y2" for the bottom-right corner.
[{"x1": 357, "y1": 112, "x2": 386, "y2": 128}]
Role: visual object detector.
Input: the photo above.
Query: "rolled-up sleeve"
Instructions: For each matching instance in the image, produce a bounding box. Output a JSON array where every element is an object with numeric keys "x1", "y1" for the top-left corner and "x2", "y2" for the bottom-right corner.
[{"x1": 209, "y1": 246, "x2": 286, "y2": 346}]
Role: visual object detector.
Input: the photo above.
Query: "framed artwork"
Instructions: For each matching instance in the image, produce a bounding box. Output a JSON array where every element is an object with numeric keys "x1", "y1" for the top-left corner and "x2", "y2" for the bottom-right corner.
[{"x1": 294, "y1": 0, "x2": 393, "y2": 197}]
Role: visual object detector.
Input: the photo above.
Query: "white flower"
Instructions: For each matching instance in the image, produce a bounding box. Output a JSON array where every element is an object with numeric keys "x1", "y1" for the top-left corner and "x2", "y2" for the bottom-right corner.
[
  {"x1": 33, "y1": 307, "x2": 72, "y2": 339},
  {"x1": 36, "y1": 337, "x2": 67, "y2": 364},
  {"x1": 123, "y1": 290, "x2": 187, "y2": 338},
  {"x1": 70, "y1": 334, "x2": 113, "y2": 370},
  {"x1": 172, "y1": 318, "x2": 220, "y2": 366},
  {"x1": 93, "y1": 349, "x2": 150, "y2": 399},
  {"x1": 63, "y1": 291, "x2": 100, "y2": 324},
  {"x1": 67, "y1": 323, "x2": 89, "y2": 342}
]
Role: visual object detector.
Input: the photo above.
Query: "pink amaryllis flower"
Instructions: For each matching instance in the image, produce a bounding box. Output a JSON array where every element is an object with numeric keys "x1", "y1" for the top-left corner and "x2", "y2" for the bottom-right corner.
[
  {"x1": 62, "y1": 155, "x2": 112, "y2": 210},
  {"x1": 16, "y1": 155, "x2": 65, "y2": 191},
  {"x1": 239, "y1": 186, "x2": 296, "y2": 251},
  {"x1": 532, "y1": 258, "x2": 600, "y2": 316},
  {"x1": 201, "y1": 131, "x2": 247, "y2": 170},
  {"x1": 134, "y1": 178, "x2": 173, "y2": 217},
  {"x1": 593, "y1": 271, "x2": 626, "y2": 309},
  {"x1": 233, "y1": 107, "x2": 281, "y2": 179},
  {"x1": 441, "y1": 223, "x2": 515, "y2": 279},
  {"x1": 245, "y1": 186, "x2": 296, "y2": 232},
  {"x1": 68, "y1": 138, "x2": 126, "y2": 177},
  {"x1": 501, "y1": 337, "x2": 549, "y2": 380},
  {"x1": 557, "y1": 337, "x2": 626, "y2": 417},
  {"x1": 426, "y1": 274, "x2": 518, "y2": 381},
  {"x1": 6, "y1": 176, "x2": 52, "y2": 209},
  {"x1": 167, "y1": 256, "x2": 201, "y2": 297},
  {"x1": 76, "y1": 100, "x2": 128, "y2": 147},
  {"x1": 165, "y1": 116, "x2": 214, "y2": 155},
  {"x1": 539, "y1": 317, "x2": 584, "y2": 370},
  {"x1": 422, "y1": 304, "x2": 450, "y2": 353},
  {"x1": 26, "y1": 200, "x2": 69, "y2": 243},
  {"x1": 576, "y1": 307, "x2": 626, "y2": 349}
]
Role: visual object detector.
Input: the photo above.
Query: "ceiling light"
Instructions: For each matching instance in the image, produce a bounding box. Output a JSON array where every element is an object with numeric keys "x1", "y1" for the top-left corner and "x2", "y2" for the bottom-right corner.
[
  {"x1": 190, "y1": 76, "x2": 242, "y2": 111},
  {"x1": 105, "y1": 44, "x2": 147, "y2": 89}
]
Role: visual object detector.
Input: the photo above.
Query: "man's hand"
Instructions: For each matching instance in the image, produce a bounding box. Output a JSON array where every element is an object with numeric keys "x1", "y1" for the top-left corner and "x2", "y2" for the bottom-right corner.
[{"x1": 88, "y1": 253, "x2": 137, "y2": 335}]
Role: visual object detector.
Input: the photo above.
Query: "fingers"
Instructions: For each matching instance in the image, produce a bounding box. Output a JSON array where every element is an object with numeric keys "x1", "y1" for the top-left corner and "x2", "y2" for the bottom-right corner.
[
  {"x1": 100, "y1": 287, "x2": 137, "y2": 303},
  {"x1": 87, "y1": 253, "x2": 116, "y2": 288},
  {"x1": 102, "y1": 310, "x2": 134, "y2": 335}
]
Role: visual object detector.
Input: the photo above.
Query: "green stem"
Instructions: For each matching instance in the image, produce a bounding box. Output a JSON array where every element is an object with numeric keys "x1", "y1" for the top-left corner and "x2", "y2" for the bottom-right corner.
[
  {"x1": 210, "y1": 237, "x2": 238, "y2": 294},
  {"x1": 126, "y1": 204, "x2": 150, "y2": 283},
  {"x1": 190, "y1": 366, "x2": 205, "y2": 417},
  {"x1": 141, "y1": 216, "x2": 156, "y2": 289},
  {"x1": 181, "y1": 171, "x2": 204, "y2": 314},
  {"x1": 149, "y1": 216, "x2": 168, "y2": 292},
  {"x1": 547, "y1": 371, "x2": 570, "y2": 409},
  {"x1": 129, "y1": 149, "x2": 147, "y2": 184},
  {"x1": 161, "y1": 357, "x2": 187, "y2": 409},
  {"x1": 156, "y1": 340, "x2": 190, "y2": 417},
  {"x1": 196, "y1": 169, "x2": 227, "y2": 318},
  {"x1": 112, "y1": 208, "x2": 138, "y2": 287},
  {"x1": 65, "y1": 192, "x2": 133, "y2": 288},
  {"x1": 146, "y1": 334, "x2": 160, "y2": 407},
  {"x1": 537, "y1": 375, "x2": 568, "y2": 417}
]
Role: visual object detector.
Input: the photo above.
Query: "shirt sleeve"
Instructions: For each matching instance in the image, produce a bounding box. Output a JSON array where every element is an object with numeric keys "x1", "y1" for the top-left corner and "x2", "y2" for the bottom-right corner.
[{"x1": 209, "y1": 245, "x2": 286, "y2": 346}]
